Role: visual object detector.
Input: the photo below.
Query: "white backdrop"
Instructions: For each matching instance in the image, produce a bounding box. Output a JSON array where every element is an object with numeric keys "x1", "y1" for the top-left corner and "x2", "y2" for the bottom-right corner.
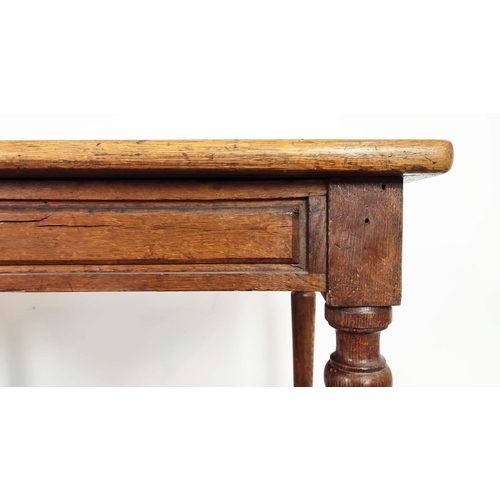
[
  {"x1": 0, "y1": 113, "x2": 497, "y2": 386},
  {"x1": 2, "y1": 4, "x2": 499, "y2": 499}
]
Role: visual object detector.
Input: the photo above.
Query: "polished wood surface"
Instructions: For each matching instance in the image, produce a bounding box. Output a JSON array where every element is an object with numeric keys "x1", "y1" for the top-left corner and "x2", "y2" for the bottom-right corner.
[
  {"x1": 0, "y1": 139, "x2": 453, "y2": 386},
  {"x1": 0, "y1": 140, "x2": 453, "y2": 178}
]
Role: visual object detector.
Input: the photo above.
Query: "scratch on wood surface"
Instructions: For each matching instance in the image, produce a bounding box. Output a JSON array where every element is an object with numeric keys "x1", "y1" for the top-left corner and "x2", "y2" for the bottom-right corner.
[{"x1": 0, "y1": 215, "x2": 51, "y2": 224}]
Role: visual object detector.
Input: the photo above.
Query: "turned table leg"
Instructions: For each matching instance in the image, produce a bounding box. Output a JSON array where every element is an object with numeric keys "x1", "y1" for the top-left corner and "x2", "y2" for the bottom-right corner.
[
  {"x1": 325, "y1": 178, "x2": 403, "y2": 387},
  {"x1": 291, "y1": 291, "x2": 316, "y2": 387},
  {"x1": 324, "y1": 306, "x2": 392, "y2": 387}
]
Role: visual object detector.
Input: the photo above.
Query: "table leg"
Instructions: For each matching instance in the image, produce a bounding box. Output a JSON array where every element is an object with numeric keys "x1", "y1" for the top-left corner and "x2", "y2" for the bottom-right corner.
[
  {"x1": 291, "y1": 291, "x2": 316, "y2": 387},
  {"x1": 325, "y1": 178, "x2": 402, "y2": 387},
  {"x1": 323, "y1": 305, "x2": 393, "y2": 387}
]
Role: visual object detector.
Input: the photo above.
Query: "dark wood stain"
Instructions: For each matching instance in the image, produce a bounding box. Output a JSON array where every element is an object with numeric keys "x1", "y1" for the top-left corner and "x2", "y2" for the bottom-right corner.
[
  {"x1": 291, "y1": 291, "x2": 316, "y2": 387},
  {"x1": 324, "y1": 306, "x2": 393, "y2": 387}
]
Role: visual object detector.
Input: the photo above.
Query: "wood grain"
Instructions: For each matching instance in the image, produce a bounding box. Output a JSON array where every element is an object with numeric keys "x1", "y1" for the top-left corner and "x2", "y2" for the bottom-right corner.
[
  {"x1": 327, "y1": 178, "x2": 403, "y2": 307},
  {"x1": 0, "y1": 139, "x2": 453, "y2": 386},
  {"x1": 324, "y1": 306, "x2": 393, "y2": 387},
  {"x1": 0, "y1": 180, "x2": 327, "y2": 201},
  {"x1": 307, "y1": 196, "x2": 327, "y2": 275},
  {"x1": 0, "y1": 201, "x2": 304, "y2": 265},
  {"x1": 0, "y1": 272, "x2": 326, "y2": 293},
  {"x1": 0, "y1": 180, "x2": 328, "y2": 292},
  {"x1": 291, "y1": 291, "x2": 316, "y2": 387},
  {"x1": 0, "y1": 140, "x2": 453, "y2": 179}
]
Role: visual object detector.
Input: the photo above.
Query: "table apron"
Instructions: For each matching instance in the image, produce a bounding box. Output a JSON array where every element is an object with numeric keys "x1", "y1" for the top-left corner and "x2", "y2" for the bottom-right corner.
[{"x1": 0, "y1": 180, "x2": 327, "y2": 292}]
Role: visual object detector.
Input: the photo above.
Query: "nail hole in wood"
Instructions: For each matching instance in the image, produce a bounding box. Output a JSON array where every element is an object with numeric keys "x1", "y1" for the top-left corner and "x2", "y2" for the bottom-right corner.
[{"x1": 365, "y1": 218, "x2": 370, "y2": 224}]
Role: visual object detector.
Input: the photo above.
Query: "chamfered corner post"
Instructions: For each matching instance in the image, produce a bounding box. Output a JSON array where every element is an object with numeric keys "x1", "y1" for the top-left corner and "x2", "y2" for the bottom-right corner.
[
  {"x1": 291, "y1": 291, "x2": 316, "y2": 387},
  {"x1": 324, "y1": 178, "x2": 403, "y2": 387}
]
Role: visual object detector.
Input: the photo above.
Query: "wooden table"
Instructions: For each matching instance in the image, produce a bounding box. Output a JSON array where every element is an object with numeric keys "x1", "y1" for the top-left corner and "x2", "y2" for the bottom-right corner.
[{"x1": 0, "y1": 140, "x2": 453, "y2": 386}]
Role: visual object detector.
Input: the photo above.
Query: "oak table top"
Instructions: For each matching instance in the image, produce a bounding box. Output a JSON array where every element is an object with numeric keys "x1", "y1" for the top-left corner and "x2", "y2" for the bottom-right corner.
[{"x1": 0, "y1": 139, "x2": 453, "y2": 178}]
